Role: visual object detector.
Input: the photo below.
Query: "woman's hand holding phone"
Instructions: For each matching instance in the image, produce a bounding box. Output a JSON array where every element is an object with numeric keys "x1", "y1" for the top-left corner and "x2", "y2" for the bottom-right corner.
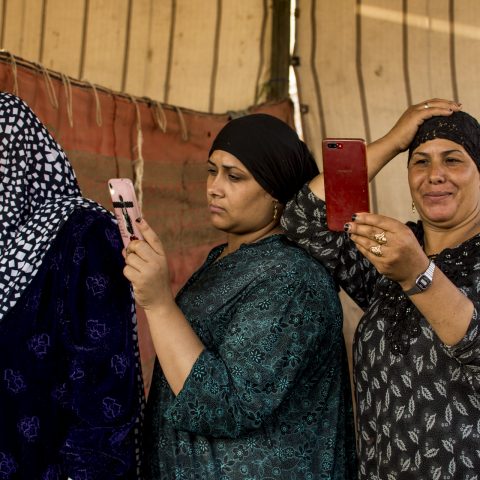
[
  {"x1": 122, "y1": 218, "x2": 174, "y2": 311},
  {"x1": 108, "y1": 177, "x2": 173, "y2": 308},
  {"x1": 108, "y1": 178, "x2": 144, "y2": 248}
]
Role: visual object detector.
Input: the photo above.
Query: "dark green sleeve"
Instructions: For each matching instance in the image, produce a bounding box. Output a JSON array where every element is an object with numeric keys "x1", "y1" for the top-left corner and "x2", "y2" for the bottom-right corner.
[{"x1": 164, "y1": 259, "x2": 343, "y2": 438}]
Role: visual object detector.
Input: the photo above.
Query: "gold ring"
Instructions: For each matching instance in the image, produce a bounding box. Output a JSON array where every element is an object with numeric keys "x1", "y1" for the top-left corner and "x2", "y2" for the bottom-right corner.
[
  {"x1": 374, "y1": 231, "x2": 387, "y2": 245},
  {"x1": 424, "y1": 102, "x2": 429, "y2": 109},
  {"x1": 370, "y1": 245, "x2": 383, "y2": 257}
]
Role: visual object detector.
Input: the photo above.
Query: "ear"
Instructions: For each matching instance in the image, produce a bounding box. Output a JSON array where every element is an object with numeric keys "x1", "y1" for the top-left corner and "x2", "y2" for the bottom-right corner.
[
  {"x1": 263, "y1": 192, "x2": 280, "y2": 203},
  {"x1": 263, "y1": 190, "x2": 274, "y2": 200}
]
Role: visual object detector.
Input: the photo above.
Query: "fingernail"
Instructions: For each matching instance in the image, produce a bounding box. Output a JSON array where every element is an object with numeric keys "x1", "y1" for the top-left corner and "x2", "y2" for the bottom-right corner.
[
  {"x1": 135, "y1": 217, "x2": 142, "y2": 223},
  {"x1": 344, "y1": 223, "x2": 351, "y2": 232},
  {"x1": 351, "y1": 213, "x2": 357, "y2": 221}
]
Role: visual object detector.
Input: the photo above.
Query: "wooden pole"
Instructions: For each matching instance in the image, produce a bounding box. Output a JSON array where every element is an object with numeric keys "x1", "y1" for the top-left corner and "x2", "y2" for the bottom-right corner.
[{"x1": 268, "y1": 0, "x2": 291, "y2": 101}]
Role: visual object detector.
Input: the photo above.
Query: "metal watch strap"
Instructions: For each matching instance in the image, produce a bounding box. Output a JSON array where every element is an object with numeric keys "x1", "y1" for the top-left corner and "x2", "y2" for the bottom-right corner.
[{"x1": 404, "y1": 260, "x2": 436, "y2": 296}]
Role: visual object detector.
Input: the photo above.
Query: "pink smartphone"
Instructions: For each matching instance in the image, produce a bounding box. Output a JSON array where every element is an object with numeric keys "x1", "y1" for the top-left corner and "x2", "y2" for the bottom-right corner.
[
  {"x1": 108, "y1": 178, "x2": 144, "y2": 247},
  {"x1": 322, "y1": 138, "x2": 370, "y2": 231}
]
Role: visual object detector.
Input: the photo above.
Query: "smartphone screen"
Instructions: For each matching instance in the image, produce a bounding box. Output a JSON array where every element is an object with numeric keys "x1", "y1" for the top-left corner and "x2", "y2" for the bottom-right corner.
[
  {"x1": 108, "y1": 178, "x2": 144, "y2": 247},
  {"x1": 322, "y1": 138, "x2": 369, "y2": 231}
]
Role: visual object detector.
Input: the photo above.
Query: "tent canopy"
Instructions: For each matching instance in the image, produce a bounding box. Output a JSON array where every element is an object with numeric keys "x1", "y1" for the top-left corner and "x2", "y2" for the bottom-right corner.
[{"x1": 3, "y1": 0, "x2": 480, "y2": 388}]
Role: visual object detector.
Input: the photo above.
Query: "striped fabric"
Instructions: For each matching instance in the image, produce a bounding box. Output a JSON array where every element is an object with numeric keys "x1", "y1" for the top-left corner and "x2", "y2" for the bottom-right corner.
[
  {"x1": 295, "y1": 0, "x2": 480, "y2": 222},
  {"x1": 0, "y1": 0, "x2": 272, "y2": 113}
]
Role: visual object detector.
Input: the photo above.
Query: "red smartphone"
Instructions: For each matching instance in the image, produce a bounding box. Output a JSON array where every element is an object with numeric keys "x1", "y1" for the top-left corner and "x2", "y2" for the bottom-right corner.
[
  {"x1": 108, "y1": 178, "x2": 144, "y2": 247},
  {"x1": 322, "y1": 138, "x2": 370, "y2": 231}
]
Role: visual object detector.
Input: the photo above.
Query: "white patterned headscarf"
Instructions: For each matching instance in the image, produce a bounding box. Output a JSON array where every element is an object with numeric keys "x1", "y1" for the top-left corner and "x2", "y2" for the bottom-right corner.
[{"x1": 0, "y1": 93, "x2": 107, "y2": 321}]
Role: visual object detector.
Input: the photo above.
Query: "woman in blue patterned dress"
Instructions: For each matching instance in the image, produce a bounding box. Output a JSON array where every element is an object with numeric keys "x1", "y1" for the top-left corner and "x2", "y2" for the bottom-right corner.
[
  {"x1": 124, "y1": 114, "x2": 357, "y2": 479},
  {"x1": 281, "y1": 99, "x2": 480, "y2": 479},
  {"x1": 0, "y1": 93, "x2": 144, "y2": 478}
]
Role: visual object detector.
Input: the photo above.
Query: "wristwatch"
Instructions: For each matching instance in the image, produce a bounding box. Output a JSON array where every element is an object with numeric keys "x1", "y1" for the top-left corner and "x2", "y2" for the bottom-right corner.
[{"x1": 404, "y1": 260, "x2": 436, "y2": 296}]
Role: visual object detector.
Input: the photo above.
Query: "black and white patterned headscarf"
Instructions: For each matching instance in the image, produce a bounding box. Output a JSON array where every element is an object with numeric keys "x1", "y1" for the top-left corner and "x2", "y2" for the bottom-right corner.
[{"x1": 0, "y1": 93, "x2": 107, "y2": 322}]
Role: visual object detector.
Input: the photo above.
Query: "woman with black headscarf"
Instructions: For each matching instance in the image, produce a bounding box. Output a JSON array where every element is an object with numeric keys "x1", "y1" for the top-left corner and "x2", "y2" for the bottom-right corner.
[
  {"x1": 124, "y1": 114, "x2": 357, "y2": 479},
  {"x1": 282, "y1": 99, "x2": 480, "y2": 479}
]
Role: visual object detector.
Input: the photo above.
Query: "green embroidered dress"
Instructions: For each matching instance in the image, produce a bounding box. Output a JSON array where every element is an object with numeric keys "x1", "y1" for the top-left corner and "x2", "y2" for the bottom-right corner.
[{"x1": 143, "y1": 235, "x2": 356, "y2": 479}]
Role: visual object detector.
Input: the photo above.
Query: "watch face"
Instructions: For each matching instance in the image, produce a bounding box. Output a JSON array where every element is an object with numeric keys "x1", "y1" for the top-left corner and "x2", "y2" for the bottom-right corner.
[
  {"x1": 417, "y1": 274, "x2": 431, "y2": 290},
  {"x1": 405, "y1": 261, "x2": 435, "y2": 296}
]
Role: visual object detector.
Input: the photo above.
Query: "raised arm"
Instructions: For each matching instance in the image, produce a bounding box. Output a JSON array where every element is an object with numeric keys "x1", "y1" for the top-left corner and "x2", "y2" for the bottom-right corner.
[
  {"x1": 123, "y1": 219, "x2": 205, "y2": 396},
  {"x1": 308, "y1": 99, "x2": 461, "y2": 199}
]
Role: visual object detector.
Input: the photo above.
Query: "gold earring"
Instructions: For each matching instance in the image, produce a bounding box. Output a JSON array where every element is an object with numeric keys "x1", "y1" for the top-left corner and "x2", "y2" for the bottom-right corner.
[
  {"x1": 273, "y1": 202, "x2": 278, "y2": 221},
  {"x1": 412, "y1": 201, "x2": 416, "y2": 213}
]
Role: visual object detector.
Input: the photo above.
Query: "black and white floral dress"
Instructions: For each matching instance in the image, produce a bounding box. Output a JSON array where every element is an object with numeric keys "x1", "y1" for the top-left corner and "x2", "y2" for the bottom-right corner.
[{"x1": 281, "y1": 185, "x2": 480, "y2": 480}]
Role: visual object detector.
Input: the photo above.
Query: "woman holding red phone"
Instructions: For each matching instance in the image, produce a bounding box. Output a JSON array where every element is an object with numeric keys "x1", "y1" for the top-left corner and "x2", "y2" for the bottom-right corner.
[
  {"x1": 123, "y1": 114, "x2": 357, "y2": 479},
  {"x1": 282, "y1": 99, "x2": 480, "y2": 479}
]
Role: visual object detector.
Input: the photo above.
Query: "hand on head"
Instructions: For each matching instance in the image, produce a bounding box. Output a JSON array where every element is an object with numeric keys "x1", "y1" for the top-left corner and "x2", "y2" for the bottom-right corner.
[
  {"x1": 385, "y1": 98, "x2": 462, "y2": 154},
  {"x1": 344, "y1": 212, "x2": 429, "y2": 290},
  {"x1": 123, "y1": 218, "x2": 174, "y2": 310}
]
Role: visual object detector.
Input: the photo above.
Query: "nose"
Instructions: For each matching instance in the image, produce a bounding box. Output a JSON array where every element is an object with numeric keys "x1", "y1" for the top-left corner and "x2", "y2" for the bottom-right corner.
[
  {"x1": 207, "y1": 174, "x2": 224, "y2": 198},
  {"x1": 428, "y1": 163, "x2": 447, "y2": 184}
]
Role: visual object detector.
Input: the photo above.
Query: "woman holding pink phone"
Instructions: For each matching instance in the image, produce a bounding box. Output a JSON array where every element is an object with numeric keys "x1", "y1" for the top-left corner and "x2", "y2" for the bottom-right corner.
[
  {"x1": 124, "y1": 114, "x2": 357, "y2": 479},
  {"x1": 281, "y1": 99, "x2": 480, "y2": 479}
]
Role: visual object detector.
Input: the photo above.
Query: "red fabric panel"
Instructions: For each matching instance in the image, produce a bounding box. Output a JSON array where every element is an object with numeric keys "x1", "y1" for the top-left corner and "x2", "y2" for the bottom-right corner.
[{"x1": 0, "y1": 55, "x2": 295, "y2": 393}]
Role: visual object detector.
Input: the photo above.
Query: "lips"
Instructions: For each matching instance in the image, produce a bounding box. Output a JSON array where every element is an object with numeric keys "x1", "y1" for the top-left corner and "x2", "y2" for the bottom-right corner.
[
  {"x1": 424, "y1": 191, "x2": 451, "y2": 196},
  {"x1": 422, "y1": 191, "x2": 453, "y2": 204},
  {"x1": 208, "y1": 203, "x2": 225, "y2": 213}
]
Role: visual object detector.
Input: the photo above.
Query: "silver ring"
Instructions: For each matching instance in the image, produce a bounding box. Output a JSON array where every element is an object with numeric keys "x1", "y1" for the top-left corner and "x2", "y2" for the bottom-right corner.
[
  {"x1": 370, "y1": 245, "x2": 383, "y2": 257},
  {"x1": 424, "y1": 102, "x2": 429, "y2": 109},
  {"x1": 374, "y1": 231, "x2": 387, "y2": 245}
]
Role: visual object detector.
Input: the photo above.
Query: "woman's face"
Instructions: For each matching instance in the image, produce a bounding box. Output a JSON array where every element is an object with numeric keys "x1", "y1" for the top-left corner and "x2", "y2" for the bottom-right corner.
[
  {"x1": 408, "y1": 138, "x2": 480, "y2": 228},
  {"x1": 206, "y1": 150, "x2": 276, "y2": 234}
]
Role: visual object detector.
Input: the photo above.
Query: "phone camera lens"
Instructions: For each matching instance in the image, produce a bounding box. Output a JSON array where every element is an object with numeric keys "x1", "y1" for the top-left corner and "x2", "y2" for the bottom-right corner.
[{"x1": 327, "y1": 143, "x2": 337, "y2": 149}]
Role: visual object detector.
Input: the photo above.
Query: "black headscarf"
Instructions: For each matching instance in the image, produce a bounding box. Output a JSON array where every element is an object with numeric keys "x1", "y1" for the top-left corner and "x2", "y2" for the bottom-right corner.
[
  {"x1": 209, "y1": 113, "x2": 318, "y2": 204},
  {"x1": 408, "y1": 111, "x2": 480, "y2": 168}
]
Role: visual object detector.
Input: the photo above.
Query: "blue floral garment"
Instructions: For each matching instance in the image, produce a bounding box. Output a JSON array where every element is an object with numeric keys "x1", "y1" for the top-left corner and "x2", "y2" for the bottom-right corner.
[
  {"x1": 143, "y1": 235, "x2": 357, "y2": 479},
  {"x1": 0, "y1": 208, "x2": 144, "y2": 479}
]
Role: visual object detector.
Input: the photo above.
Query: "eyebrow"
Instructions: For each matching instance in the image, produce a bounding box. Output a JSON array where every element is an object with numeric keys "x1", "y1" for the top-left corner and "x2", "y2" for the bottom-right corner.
[
  {"x1": 207, "y1": 159, "x2": 244, "y2": 171},
  {"x1": 412, "y1": 149, "x2": 464, "y2": 157}
]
